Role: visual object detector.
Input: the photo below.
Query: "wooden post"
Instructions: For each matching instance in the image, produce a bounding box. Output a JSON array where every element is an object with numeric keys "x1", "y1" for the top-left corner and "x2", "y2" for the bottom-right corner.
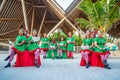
[
  {"x1": 47, "y1": 17, "x2": 66, "y2": 37},
  {"x1": 38, "y1": 9, "x2": 47, "y2": 35},
  {"x1": 30, "y1": 8, "x2": 34, "y2": 34},
  {"x1": 17, "y1": 6, "x2": 33, "y2": 29},
  {"x1": 21, "y1": 0, "x2": 29, "y2": 30}
]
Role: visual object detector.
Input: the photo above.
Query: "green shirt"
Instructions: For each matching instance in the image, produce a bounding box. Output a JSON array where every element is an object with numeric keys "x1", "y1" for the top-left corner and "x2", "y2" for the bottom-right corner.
[
  {"x1": 67, "y1": 37, "x2": 74, "y2": 51},
  {"x1": 27, "y1": 36, "x2": 39, "y2": 51},
  {"x1": 14, "y1": 35, "x2": 26, "y2": 52},
  {"x1": 26, "y1": 36, "x2": 32, "y2": 43},
  {"x1": 50, "y1": 42, "x2": 57, "y2": 50},
  {"x1": 58, "y1": 41, "x2": 67, "y2": 50},
  {"x1": 94, "y1": 37, "x2": 106, "y2": 52},
  {"x1": 40, "y1": 37, "x2": 49, "y2": 49},
  {"x1": 90, "y1": 38, "x2": 95, "y2": 51},
  {"x1": 82, "y1": 38, "x2": 92, "y2": 46}
]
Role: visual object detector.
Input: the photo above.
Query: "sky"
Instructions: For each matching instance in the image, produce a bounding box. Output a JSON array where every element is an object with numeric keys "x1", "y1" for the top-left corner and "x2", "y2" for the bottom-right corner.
[{"x1": 55, "y1": 0, "x2": 75, "y2": 11}]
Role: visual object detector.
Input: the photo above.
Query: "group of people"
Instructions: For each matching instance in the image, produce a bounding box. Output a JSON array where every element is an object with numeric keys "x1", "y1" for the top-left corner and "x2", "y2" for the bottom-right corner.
[
  {"x1": 4, "y1": 28, "x2": 111, "y2": 69},
  {"x1": 4, "y1": 28, "x2": 75, "y2": 68},
  {"x1": 80, "y1": 30, "x2": 111, "y2": 69}
]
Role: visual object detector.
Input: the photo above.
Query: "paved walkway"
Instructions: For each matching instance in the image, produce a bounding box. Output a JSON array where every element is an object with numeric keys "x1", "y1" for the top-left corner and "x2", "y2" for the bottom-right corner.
[{"x1": 0, "y1": 52, "x2": 120, "y2": 80}]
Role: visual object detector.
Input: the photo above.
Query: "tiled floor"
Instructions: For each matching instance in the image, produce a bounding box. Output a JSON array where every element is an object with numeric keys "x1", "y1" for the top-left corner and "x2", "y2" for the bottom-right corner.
[{"x1": 0, "y1": 51, "x2": 120, "y2": 80}]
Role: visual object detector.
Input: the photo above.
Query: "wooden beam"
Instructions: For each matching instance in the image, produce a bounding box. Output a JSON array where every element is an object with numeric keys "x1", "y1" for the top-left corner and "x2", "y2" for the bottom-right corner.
[
  {"x1": 30, "y1": 8, "x2": 35, "y2": 34},
  {"x1": 0, "y1": 29, "x2": 18, "y2": 36},
  {"x1": 17, "y1": 6, "x2": 33, "y2": 29},
  {"x1": 0, "y1": 2, "x2": 33, "y2": 37},
  {"x1": 47, "y1": 17, "x2": 66, "y2": 37},
  {"x1": 67, "y1": 1, "x2": 81, "y2": 17},
  {"x1": 0, "y1": 18, "x2": 22, "y2": 20},
  {"x1": 65, "y1": 21, "x2": 73, "y2": 32},
  {"x1": 65, "y1": 18, "x2": 81, "y2": 34},
  {"x1": 0, "y1": 0, "x2": 7, "y2": 13},
  {"x1": 38, "y1": 9, "x2": 47, "y2": 35},
  {"x1": 21, "y1": 0, "x2": 29, "y2": 30},
  {"x1": 44, "y1": 21, "x2": 59, "y2": 23},
  {"x1": 34, "y1": 6, "x2": 47, "y2": 8},
  {"x1": 46, "y1": 0, "x2": 64, "y2": 19},
  {"x1": 17, "y1": 0, "x2": 33, "y2": 6},
  {"x1": 67, "y1": 21, "x2": 85, "y2": 38}
]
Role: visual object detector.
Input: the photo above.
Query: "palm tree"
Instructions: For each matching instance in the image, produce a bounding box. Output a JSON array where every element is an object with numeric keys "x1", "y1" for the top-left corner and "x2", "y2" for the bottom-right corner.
[{"x1": 76, "y1": 0, "x2": 120, "y2": 34}]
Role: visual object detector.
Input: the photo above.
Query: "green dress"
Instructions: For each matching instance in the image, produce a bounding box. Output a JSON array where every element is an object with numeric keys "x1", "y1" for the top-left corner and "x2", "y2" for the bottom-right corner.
[
  {"x1": 40, "y1": 37, "x2": 49, "y2": 50},
  {"x1": 67, "y1": 37, "x2": 75, "y2": 52},
  {"x1": 59, "y1": 41, "x2": 67, "y2": 51},
  {"x1": 81, "y1": 38, "x2": 92, "y2": 51},
  {"x1": 14, "y1": 35, "x2": 26, "y2": 52},
  {"x1": 26, "y1": 36, "x2": 39, "y2": 51},
  {"x1": 47, "y1": 42, "x2": 57, "y2": 58},
  {"x1": 90, "y1": 38, "x2": 95, "y2": 51},
  {"x1": 94, "y1": 37, "x2": 106, "y2": 52},
  {"x1": 58, "y1": 41, "x2": 67, "y2": 58},
  {"x1": 82, "y1": 38, "x2": 92, "y2": 46}
]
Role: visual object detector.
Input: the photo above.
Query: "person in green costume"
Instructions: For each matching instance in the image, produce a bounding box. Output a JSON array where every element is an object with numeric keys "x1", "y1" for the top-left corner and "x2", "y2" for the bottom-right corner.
[
  {"x1": 90, "y1": 30, "x2": 96, "y2": 51},
  {"x1": 67, "y1": 32, "x2": 75, "y2": 59},
  {"x1": 57, "y1": 36, "x2": 67, "y2": 59},
  {"x1": 4, "y1": 29, "x2": 26, "y2": 68},
  {"x1": 49, "y1": 38, "x2": 57, "y2": 59},
  {"x1": 40, "y1": 33, "x2": 49, "y2": 59},
  {"x1": 80, "y1": 30, "x2": 93, "y2": 68},
  {"x1": 27, "y1": 30, "x2": 40, "y2": 67},
  {"x1": 94, "y1": 31, "x2": 111, "y2": 69}
]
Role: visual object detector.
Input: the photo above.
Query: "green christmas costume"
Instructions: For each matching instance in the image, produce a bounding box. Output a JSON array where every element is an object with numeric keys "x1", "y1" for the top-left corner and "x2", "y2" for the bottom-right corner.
[
  {"x1": 27, "y1": 36, "x2": 39, "y2": 51},
  {"x1": 14, "y1": 35, "x2": 27, "y2": 52},
  {"x1": 94, "y1": 37, "x2": 107, "y2": 52},
  {"x1": 67, "y1": 37, "x2": 75, "y2": 52},
  {"x1": 58, "y1": 41, "x2": 67, "y2": 58},
  {"x1": 90, "y1": 38, "x2": 95, "y2": 51},
  {"x1": 40, "y1": 37, "x2": 49, "y2": 50},
  {"x1": 47, "y1": 42, "x2": 57, "y2": 59}
]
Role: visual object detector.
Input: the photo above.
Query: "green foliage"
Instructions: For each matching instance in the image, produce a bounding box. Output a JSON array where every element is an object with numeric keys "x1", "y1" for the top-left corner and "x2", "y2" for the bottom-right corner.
[
  {"x1": 48, "y1": 32, "x2": 82, "y2": 46},
  {"x1": 48, "y1": 32, "x2": 67, "y2": 41},
  {"x1": 76, "y1": 0, "x2": 120, "y2": 33},
  {"x1": 73, "y1": 34, "x2": 81, "y2": 46}
]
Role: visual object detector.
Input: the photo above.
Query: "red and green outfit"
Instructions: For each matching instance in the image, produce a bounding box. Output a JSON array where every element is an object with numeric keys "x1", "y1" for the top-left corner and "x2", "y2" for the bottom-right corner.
[
  {"x1": 26, "y1": 36, "x2": 41, "y2": 66},
  {"x1": 67, "y1": 36, "x2": 74, "y2": 58},
  {"x1": 9, "y1": 35, "x2": 26, "y2": 63},
  {"x1": 48, "y1": 41, "x2": 57, "y2": 59},
  {"x1": 80, "y1": 37, "x2": 92, "y2": 64},
  {"x1": 94, "y1": 37, "x2": 110, "y2": 61},
  {"x1": 57, "y1": 41, "x2": 67, "y2": 58},
  {"x1": 40, "y1": 37, "x2": 49, "y2": 58}
]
